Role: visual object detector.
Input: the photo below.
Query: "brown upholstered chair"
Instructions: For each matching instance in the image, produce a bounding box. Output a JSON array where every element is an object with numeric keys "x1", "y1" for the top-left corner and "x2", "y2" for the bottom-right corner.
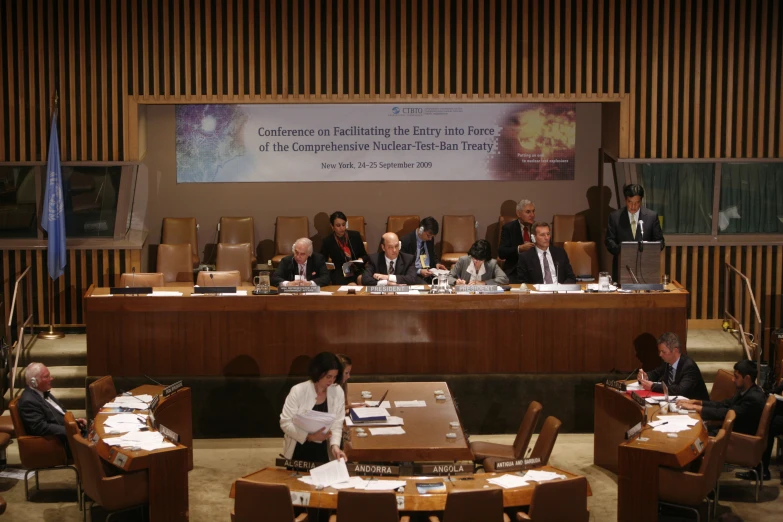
[
  {"x1": 0, "y1": 494, "x2": 5, "y2": 515},
  {"x1": 496, "y1": 215, "x2": 517, "y2": 269},
  {"x1": 219, "y1": 217, "x2": 257, "y2": 265},
  {"x1": 118, "y1": 272, "x2": 165, "y2": 288},
  {"x1": 232, "y1": 479, "x2": 308, "y2": 522},
  {"x1": 197, "y1": 270, "x2": 243, "y2": 287},
  {"x1": 552, "y1": 214, "x2": 588, "y2": 247},
  {"x1": 328, "y1": 490, "x2": 410, "y2": 522},
  {"x1": 658, "y1": 428, "x2": 730, "y2": 521},
  {"x1": 471, "y1": 401, "x2": 542, "y2": 462},
  {"x1": 71, "y1": 431, "x2": 148, "y2": 521},
  {"x1": 162, "y1": 217, "x2": 200, "y2": 267},
  {"x1": 216, "y1": 243, "x2": 253, "y2": 283},
  {"x1": 88, "y1": 375, "x2": 117, "y2": 419},
  {"x1": 273, "y1": 217, "x2": 309, "y2": 266},
  {"x1": 724, "y1": 395, "x2": 777, "y2": 501},
  {"x1": 346, "y1": 215, "x2": 368, "y2": 251},
  {"x1": 563, "y1": 242, "x2": 599, "y2": 280},
  {"x1": 64, "y1": 412, "x2": 85, "y2": 510},
  {"x1": 0, "y1": 432, "x2": 10, "y2": 471},
  {"x1": 710, "y1": 369, "x2": 736, "y2": 402},
  {"x1": 386, "y1": 215, "x2": 420, "y2": 238},
  {"x1": 484, "y1": 416, "x2": 561, "y2": 471},
  {"x1": 516, "y1": 476, "x2": 589, "y2": 522},
  {"x1": 156, "y1": 244, "x2": 195, "y2": 286},
  {"x1": 440, "y1": 215, "x2": 477, "y2": 266},
  {"x1": 428, "y1": 488, "x2": 510, "y2": 522},
  {"x1": 9, "y1": 396, "x2": 77, "y2": 500},
  {"x1": 0, "y1": 417, "x2": 15, "y2": 438}
]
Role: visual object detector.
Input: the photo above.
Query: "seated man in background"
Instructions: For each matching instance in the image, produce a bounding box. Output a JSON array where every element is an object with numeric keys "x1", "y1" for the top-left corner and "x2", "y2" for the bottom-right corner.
[
  {"x1": 363, "y1": 232, "x2": 424, "y2": 286},
  {"x1": 19, "y1": 363, "x2": 87, "y2": 445},
  {"x1": 498, "y1": 199, "x2": 537, "y2": 281},
  {"x1": 516, "y1": 221, "x2": 576, "y2": 284},
  {"x1": 400, "y1": 216, "x2": 447, "y2": 282},
  {"x1": 637, "y1": 332, "x2": 710, "y2": 401},
  {"x1": 271, "y1": 238, "x2": 331, "y2": 287}
]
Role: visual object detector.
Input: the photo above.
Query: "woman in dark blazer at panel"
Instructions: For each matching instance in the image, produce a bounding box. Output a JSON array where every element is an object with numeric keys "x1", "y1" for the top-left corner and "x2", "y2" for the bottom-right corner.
[
  {"x1": 320, "y1": 211, "x2": 369, "y2": 285},
  {"x1": 447, "y1": 239, "x2": 509, "y2": 286}
]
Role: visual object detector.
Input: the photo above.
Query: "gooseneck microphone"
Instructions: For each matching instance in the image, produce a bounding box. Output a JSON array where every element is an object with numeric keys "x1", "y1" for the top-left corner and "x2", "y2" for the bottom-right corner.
[
  {"x1": 624, "y1": 367, "x2": 640, "y2": 381},
  {"x1": 626, "y1": 265, "x2": 640, "y2": 284},
  {"x1": 637, "y1": 219, "x2": 644, "y2": 252}
]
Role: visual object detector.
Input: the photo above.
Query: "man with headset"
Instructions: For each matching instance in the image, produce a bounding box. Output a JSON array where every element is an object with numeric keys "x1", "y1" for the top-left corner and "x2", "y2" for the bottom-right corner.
[
  {"x1": 400, "y1": 216, "x2": 447, "y2": 282},
  {"x1": 18, "y1": 363, "x2": 86, "y2": 444}
]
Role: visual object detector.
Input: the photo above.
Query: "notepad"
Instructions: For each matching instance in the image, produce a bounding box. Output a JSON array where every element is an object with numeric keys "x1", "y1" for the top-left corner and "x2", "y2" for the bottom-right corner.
[{"x1": 350, "y1": 407, "x2": 389, "y2": 423}]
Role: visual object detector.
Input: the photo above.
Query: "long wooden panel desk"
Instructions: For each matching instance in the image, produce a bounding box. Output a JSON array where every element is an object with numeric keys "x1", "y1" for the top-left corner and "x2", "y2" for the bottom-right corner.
[
  {"x1": 85, "y1": 284, "x2": 688, "y2": 376},
  {"x1": 593, "y1": 384, "x2": 709, "y2": 522},
  {"x1": 94, "y1": 384, "x2": 192, "y2": 522}
]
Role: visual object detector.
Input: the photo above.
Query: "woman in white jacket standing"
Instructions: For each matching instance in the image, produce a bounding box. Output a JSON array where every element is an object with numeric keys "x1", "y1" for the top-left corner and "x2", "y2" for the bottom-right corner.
[{"x1": 280, "y1": 352, "x2": 347, "y2": 462}]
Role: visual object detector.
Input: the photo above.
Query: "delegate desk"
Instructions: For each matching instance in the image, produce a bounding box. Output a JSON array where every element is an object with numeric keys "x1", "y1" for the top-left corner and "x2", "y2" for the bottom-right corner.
[
  {"x1": 593, "y1": 383, "x2": 709, "y2": 522},
  {"x1": 94, "y1": 384, "x2": 193, "y2": 522},
  {"x1": 84, "y1": 284, "x2": 688, "y2": 376}
]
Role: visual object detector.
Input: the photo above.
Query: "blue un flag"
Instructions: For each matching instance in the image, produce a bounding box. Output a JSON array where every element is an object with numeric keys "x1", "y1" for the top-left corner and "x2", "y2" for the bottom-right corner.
[{"x1": 42, "y1": 114, "x2": 67, "y2": 281}]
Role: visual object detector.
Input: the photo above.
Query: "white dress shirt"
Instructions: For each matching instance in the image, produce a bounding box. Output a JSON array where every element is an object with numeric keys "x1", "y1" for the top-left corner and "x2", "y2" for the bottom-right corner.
[
  {"x1": 281, "y1": 262, "x2": 316, "y2": 286},
  {"x1": 32, "y1": 387, "x2": 65, "y2": 415},
  {"x1": 466, "y1": 261, "x2": 487, "y2": 282},
  {"x1": 535, "y1": 246, "x2": 558, "y2": 282},
  {"x1": 377, "y1": 256, "x2": 398, "y2": 285}
]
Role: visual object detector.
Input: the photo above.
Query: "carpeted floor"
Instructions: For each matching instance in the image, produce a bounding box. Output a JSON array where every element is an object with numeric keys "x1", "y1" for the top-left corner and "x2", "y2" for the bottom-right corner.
[{"x1": 0, "y1": 433, "x2": 780, "y2": 521}]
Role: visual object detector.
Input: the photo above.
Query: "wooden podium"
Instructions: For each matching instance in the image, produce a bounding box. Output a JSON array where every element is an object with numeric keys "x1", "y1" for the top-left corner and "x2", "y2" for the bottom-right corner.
[{"x1": 619, "y1": 241, "x2": 663, "y2": 286}]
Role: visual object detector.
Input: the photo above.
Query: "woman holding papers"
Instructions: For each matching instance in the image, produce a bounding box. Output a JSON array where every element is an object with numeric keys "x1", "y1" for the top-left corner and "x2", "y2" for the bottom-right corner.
[
  {"x1": 448, "y1": 239, "x2": 509, "y2": 286},
  {"x1": 280, "y1": 352, "x2": 347, "y2": 462},
  {"x1": 320, "y1": 211, "x2": 369, "y2": 285}
]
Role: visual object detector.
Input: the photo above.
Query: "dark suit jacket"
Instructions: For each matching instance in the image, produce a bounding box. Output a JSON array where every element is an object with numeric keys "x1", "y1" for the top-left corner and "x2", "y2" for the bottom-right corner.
[
  {"x1": 516, "y1": 245, "x2": 576, "y2": 284},
  {"x1": 362, "y1": 252, "x2": 424, "y2": 286},
  {"x1": 18, "y1": 387, "x2": 68, "y2": 437},
  {"x1": 701, "y1": 385, "x2": 767, "y2": 436},
  {"x1": 400, "y1": 230, "x2": 440, "y2": 270},
  {"x1": 647, "y1": 355, "x2": 710, "y2": 401},
  {"x1": 319, "y1": 230, "x2": 369, "y2": 285},
  {"x1": 271, "y1": 253, "x2": 332, "y2": 287},
  {"x1": 605, "y1": 206, "x2": 665, "y2": 280},
  {"x1": 498, "y1": 220, "x2": 534, "y2": 277}
]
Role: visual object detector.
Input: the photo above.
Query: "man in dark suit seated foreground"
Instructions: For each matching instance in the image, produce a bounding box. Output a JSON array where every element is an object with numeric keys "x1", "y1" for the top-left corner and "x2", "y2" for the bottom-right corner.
[
  {"x1": 19, "y1": 363, "x2": 86, "y2": 446},
  {"x1": 272, "y1": 237, "x2": 331, "y2": 288},
  {"x1": 363, "y1": 232, "x2": 424, "y2": 286},
  {"x1": 516, "y1": 221, "x2": 576, "y2": 284},
  {"x1": 637, "y1": 332, "x2": 710, "y2": 401}
]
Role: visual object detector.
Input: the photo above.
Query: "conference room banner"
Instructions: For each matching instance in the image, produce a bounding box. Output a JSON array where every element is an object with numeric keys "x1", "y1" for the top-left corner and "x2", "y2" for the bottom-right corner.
[{"x1": 175, "y1": 103, "x2": 576, "y2": 183}]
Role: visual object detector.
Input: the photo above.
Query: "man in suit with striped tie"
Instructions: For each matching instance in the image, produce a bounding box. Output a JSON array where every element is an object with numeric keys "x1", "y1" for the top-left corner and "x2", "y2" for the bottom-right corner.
[{"x1": 637, "y1": 332, "x2": 709, "y2": 401}]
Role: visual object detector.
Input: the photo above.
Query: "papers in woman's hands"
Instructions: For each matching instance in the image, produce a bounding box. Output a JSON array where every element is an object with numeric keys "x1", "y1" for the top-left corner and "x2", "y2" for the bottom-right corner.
[
  {"x1": 309, "y1": 458, "x2": 351, "y2": 488},
  {"x1": 293, "y1": 410, "x2": 336, "y2": 434}
]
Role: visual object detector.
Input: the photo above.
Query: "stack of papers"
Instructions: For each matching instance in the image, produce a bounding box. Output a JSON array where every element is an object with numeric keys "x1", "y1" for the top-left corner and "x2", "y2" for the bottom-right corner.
[
  {"x1": 293, "y1": 410, "x2": 336, "y2": 434},
  {"x1": 394, "y1": 400, "x2": 426, "y2": 408},
  {"x1": 364, "y1": 401, "x2": 391, "y2": 408},
  {"x1": 103, "y1": 430, "x2": 176, "y2": 451},
  {"x1": 365, "y1": 480, "x2": 407, "y2": 491},
  {"x1": 368, "y1": 427, "x2": 406, "y2": 436},
  {"x1": 651, "y1": 415, "x2": 699, "y2": 433},
  {"x1": 309, "y1": 458, "x2": 351, "y2": 487},
  {"x1": 487, "y1": 470, "x2": 567, "y2": 489},
  {"x1": 103, "y1": 394, "x2": 154, "y2": 410},
  {"x1": 350, "y1": 407, "x2": 389, "y2": 423},
  {"x1": 345, "y1": 415, "x2": 404, "y2": 427},
  {"x1": 525, "y1": 470, "x2": 568, "y2": 482},
  {"x1": 103, "y1": 413, "x2": 148, "y2": 434}
]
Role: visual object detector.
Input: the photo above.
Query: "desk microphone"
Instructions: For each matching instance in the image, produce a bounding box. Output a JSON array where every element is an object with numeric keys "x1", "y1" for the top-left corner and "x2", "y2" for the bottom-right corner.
[
  {"x1": 637, "y1": 220, "x2": 644, "y2": 252},
  {"x1": 144, "y1": 374, "x2": 164, "y2": 386},
  {"x1": 624, "y1": 367, "x2": 639, "y2": 381},
  {"x1": 625, "y1": 265, "x2": 640, "y2": 284},
  {"x1": 554, "y1": 262, "x2": 559, "y2": 285}
]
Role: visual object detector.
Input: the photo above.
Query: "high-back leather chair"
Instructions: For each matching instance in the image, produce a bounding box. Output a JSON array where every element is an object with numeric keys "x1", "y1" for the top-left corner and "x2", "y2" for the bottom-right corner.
[
  {"x1": 273, "y1": 217, "x2": 309, "y2": 266},
  {"x1": 197, "y1": 270, "x2": 243, "y2": 287},
  {"x1": 64, "y1": 412, "x2": 85, "y2": 510},
  {"x1": 219, "y1": 217, "x2": 257, "y2": 265},
  {"x1": 216, "y1": 243, "x2": 253, "y2": 283},
  {"x1": 345, "y1": 216, "x2": 366, "y2": 241},
  {"x1": 88, "y1": 375, "x2": 117, "y2": 419},
  {"x1": 9, "y1": 396, "x2": 77, "y2": 500},
  {"x1": 328, "y1": 490, "x2": 410, "y2": 522},
  {"x1": 471, "y1": 401, "x2": 542, "y2": 462},
  {"x1": 440, "y1": 215, "x2": 477, "y2": 266},
  {"x1": 119, "y1": 272, "x2": 165, "y2": 287},
  {"x1": 232, "y1": 479, "x2": 308, "y2": 522},
  {"x1": 71, "y1": 431, "x2": 149, "y2": 520},
  {"x1": 710, "y1": 369, "x2": 736, "y2": 402},
  {"x1": 721, "y1": 409, "x2": 736, "y2": 438},
  {"x1": 162, "y1": 217, "x2": 200, "y2": 267},
  {"x1": 563, "y1": 242, "x2": 599, "y2": 280},
  {"x1": 725, "y1": 395, "x2": 777, "y2": 501},
  {"x1": 552, "y1": 214, "x2": 588, "y2": 246},
  {"x1": 386, "y1": 215, "x2": 420, "y2": 238},
  {"x1": 484, "y1": 414, "x2": 560, "y2": 472},
  {"x1": 496, "y1": 215, "x2": 517, "y2": 269},
  {"x1": 156, "y1": 244, "x2": 195, "y2": 285},
  {"x1": 516, "y1": 476, "x2": 589, "y2": 522},
  {"x1": 431, "y1": 488, "x2": 508, "y2": 522}
]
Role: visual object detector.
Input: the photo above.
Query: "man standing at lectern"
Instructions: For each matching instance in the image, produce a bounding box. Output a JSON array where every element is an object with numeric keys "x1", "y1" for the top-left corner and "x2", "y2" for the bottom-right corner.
[
  {"x1": 637, "y1": 332, "x2": 710, "y2": 401},
  {"x1": 605, "y1": 184, "x2": 665, "y2": 282}
]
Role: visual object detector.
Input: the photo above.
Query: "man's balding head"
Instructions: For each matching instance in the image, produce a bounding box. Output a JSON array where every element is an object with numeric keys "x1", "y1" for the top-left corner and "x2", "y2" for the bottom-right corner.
[{"x1": 381, "y1": 232, "x2": 401, "y2": 260}]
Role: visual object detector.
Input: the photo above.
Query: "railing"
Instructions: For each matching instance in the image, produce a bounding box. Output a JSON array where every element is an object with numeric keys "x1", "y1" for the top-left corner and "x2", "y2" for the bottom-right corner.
[
  {"x1": 723, "y1": 262, "x2": 762, "y2": 368},
  {"x1": 6, "y1": 266, "x2": 35, "y2": 400}
]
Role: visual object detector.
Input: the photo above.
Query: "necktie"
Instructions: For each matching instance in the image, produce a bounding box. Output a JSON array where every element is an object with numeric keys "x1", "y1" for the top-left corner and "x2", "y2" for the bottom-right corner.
[
  {"x1": 44, "y1": 391, "x2": 51, "y2": 399},
  {"x1": 523, "y1": 225, "x2": 530, "y2": 244},
  {"x1": 668, "y1": 365, "x2": 676, "y2": 385},
  {"x1": 388, "y1": 260, "x2": 395, "y2": 274},
  {"x1": 543, "y1": 252, "x2": 553, "y2": 284},
  {"x1": 299, "y1": 264, "x2": 306, "y2": 280},
  {"x1": 631, "y1": 216, "x2": 637, "y2": 239}
]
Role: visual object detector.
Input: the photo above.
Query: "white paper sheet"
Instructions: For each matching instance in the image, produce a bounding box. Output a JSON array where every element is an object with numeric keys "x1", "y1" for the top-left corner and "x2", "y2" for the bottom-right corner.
[
  {"x1": 394, "y1": 400, "x2": 426, "y2": 408},
  {"x1": 363, "y1": 480, "x2": 407, "y2": 491},
  {"x1": 309, "y1": 458, "x2": 351, "y2": 488},
  {"x1": 486, "y1": 474, "x2": 530, "y2": 489},
  {"x1": 364, "y1": 401, "x2": 391, "y2": 408},
  {"x1": 351, "y1": 407, "x2": 390, "y2": 419},
  {"x1": 524, "y1": 470, "x2": 567, "y2": 483},
  {"x1": 330, "y1": 477, "x2": 368, "y2": 490},
  {"x1": 368, "y1": 427, "x2": 406, "y2": 436}
]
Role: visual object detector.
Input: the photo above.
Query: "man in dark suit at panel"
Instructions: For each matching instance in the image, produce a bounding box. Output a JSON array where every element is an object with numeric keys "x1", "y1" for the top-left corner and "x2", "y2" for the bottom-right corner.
[
  {"x1": 271, "y1": 237, "x2": 331, "y2": 288},
  {"x1": 605, "y1": 183, "x2": 665, "y2": 282},
  {"x1": 516, "y1": 221, "x2": 576, "y2": 284},
  {"x1": 363, "y1": 232, "x2": 425, "y2": 286},
  {"x1": 400, "y1": 216, "x2": 447, "y2": 283},
  {"x1": 637, "y1": 332, "x2": 710, "y2": 401},
  {"x1": 18, "y1": 363, "x2": 86, "y2": 446},
  {"x1": 498, "y1": 199, "x2": 537, "y2": 282}
]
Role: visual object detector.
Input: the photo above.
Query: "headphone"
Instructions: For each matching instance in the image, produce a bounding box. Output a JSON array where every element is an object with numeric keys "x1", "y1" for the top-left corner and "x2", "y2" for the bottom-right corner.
[
  {"x1": 418, "y1": 226, "x2": 424, "y2": 234},
  {"x1": 30, "y1": 377, "x2": 38, "y2": 388}
]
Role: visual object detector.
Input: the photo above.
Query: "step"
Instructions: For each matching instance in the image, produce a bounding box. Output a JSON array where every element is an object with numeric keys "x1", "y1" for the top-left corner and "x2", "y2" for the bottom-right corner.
[
  {"x1": 4, "y1": 386, "x2": 86, "y2": 411},
  {"x1": 13, "y1": 339, "x2": 88, "y2": 367},
  {"x1": 686, "y1": 329, "x2": 745, "y2": 362},
  {"x1": 11, "y1": 365, "x2": 87, "y2": 390}
]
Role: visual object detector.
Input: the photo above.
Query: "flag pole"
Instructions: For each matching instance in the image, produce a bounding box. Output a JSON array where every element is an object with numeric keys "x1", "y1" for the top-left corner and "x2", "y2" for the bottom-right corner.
[{"x1": 39, "y1": 90, "x2": 65, "y2": 340}]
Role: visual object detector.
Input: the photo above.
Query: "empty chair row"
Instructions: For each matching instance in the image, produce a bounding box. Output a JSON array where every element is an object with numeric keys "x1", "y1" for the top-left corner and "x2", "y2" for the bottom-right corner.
[{"x1": 162, "y1": 216, "x2": 257, "y2": 268}]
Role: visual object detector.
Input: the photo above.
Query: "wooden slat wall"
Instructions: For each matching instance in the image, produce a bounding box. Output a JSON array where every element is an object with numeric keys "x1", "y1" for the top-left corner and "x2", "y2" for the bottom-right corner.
[
  {"x1": 0, "y1": 0, "x2": 781, "y2": 161},
  {"x1": 1, "y1": 249, "x2": 141, "y2": 328}
]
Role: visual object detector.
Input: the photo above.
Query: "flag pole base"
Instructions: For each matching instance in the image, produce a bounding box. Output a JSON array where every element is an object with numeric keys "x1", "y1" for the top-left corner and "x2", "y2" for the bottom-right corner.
[{"x1": 38, "y1": 324, "x2": 65, "y2": 340}]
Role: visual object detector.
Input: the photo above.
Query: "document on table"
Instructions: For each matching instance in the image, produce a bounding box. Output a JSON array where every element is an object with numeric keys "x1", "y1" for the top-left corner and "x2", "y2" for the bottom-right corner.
[
  {"x1": 102, "y1": 430, "x2": 176, "y2": 451},
  {"x1": 309, "y1": 458, "x2": 351, "y2": 488},
  {"x1": 103, "y1": 413, "x2": 149, "y2": 434},
  {"x1": 394, "y1": 400, "x2": 426, "y2": 408},
  {"x1": 651, "y1": 415, "x2": 699, "y2": 433},
  {"x1": 364, "y1": 480, "x2": 407, "y2": 491},
  {"x1": 330, "y1": 476, "x2": 368, "y2": 490},
  {"x1": 345, "y1": 416, "x2": 404, "y2": 427},
  {"x1": 368, "y1": 427, "x2": 406, "y2": 436},
  {"x1": 363, "y1": 401, "x2": 391, "y2": 408},
  {"x1": 486, "y1": 474, "x2": 531, "y2": 489},
  {"x1": 351, "y1": 407, "x2": 390, "y2": 420},
  {"x1": 293, "y1": 410, "x2": 336, "y2": 434},
  {"x1": 103, "y1": 394, "x2": 153, "y2": 410},
  {"x1": 524, "y1": 470, "x2": 567, "y2": 483}
]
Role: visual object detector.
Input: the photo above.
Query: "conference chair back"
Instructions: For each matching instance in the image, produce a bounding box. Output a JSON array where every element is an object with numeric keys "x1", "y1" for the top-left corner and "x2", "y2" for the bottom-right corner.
[
  {"x1": 157, "y1": 244, "x2": 195, "y2": 284},
  {"x1": 197, "y1": 270, "x2": 243, "y2": 287},
  {"x1": 496, "y1": 215, "x2": 517, "y2": 268},
  {"x1": 88, "y1": 375, "x2": 117, "y2": 418},
  {"x1": 440, "y1": 488, "x2": 505, "y2": 522},
  {"x1": 563, "y1": 242, "x2": 599, "y2": 280},
  {"x1": 552, "y1": 214, "x2": 588, "y2": 246},
  {"x1": 726, "y1": 395, "x2": 777, "y2": 468},
  {"x1": 386, "y1": 215, "x2": 420, "y2": 238},
  {"x1": 332, "y1": 490, "x2": 408, "y2": 522},
  {"x1": 162, "y1": 217, "x2": 200, "y2": 267},
  {"x1": 119, "y1": 272, "x2": 165, "y2": 287},
  {"x1": 657, "y1": 429, "x2": 728, "y2": 508},
  {"x1": 523, "y1": 476, "x2": 589, "y2": 522},
  {"x1": 64, "y1": 412, "x2": 84, "y2": 506},
  {"x1": 440, "y1": 215, "x2": 477, "y2": 266},
  {"x1": 513, "y1": 401, "x2": 543, "y2": 459},
  {"x1": 273, "y1": 217, "x2": 310, "y2": 266},
  {"x1": 0, "y1": 494, "x2": 5, "y2": 515},
  {"x1": 233, "y1": 480, "x2": 305, "y2": 522},
  {"x1": 529, "y1": 416, "x2": 562, "y2": 466},
  {"x1": 216, "y1": 243, "x2": 254, "y2": 282},
  {"x1": 219, "y1": 217, "x2": 257, "y2": 264},
  {"x1": 346, "y1": 216, "x2": 367, "y2": 241},
  {"x1": 8, "y1": 397, "x2": 69, "y2": 468},
  {"x1": 721, "y1": 410, "x2": 736, "y2": 439},
  {"x1": 710, "y1": 369, "x2": 736, "y2": 402}
]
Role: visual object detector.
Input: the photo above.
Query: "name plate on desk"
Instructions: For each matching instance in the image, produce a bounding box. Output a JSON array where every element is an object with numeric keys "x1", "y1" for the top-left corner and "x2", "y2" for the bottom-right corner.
[
  {"x1": 455, "y1": 285, "x2": 498, "y2": 294},
  {"x1": 162, "y1": 380, "x2": 184, "y2": 397},
  {"x1": 604, "y1": 379, "x2": 627, "y2": 392},
  {"x1": 489, "y1": 457, "x2": 541, "y2": 471},
  {"x1": 193, "y1": 286, "x2": 237, "y2": 294},
  {"x1": 110, "y1": 287, "x2": 153, "y2": 295},
  {"x1": 416, "y1": 463, "x2": 475, "y2": 475},
  {"x1": 625, "y1": 421, "x2": 643, "y2": 440},
  {"x1": 348, "y1": 463, "x2": 401, "y2": 476},
  {"x1": 158, "y1": 423, "x2": 180, "y2": 443},
  {"x1": 533, "y1": 284, "x2": 582, "y2": 292},
  {"x1": 622, "y1": 283, "x2": 665, "y2": 291},
  {"x1": 275, "y1": 458, "x2": 320, "y2": 471},
  {"x1": 149, "y1": 394, "x2": 160, "y2": 412},
  {"x1": 630, "y1": 391, "x2": 647, "y2": 409},
  {"x1": 368, "y1": 285, "x2": 409, "y2": 294},
  {"x1": 280, "y1": 285, "x2": 321, "y2": 294}
]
